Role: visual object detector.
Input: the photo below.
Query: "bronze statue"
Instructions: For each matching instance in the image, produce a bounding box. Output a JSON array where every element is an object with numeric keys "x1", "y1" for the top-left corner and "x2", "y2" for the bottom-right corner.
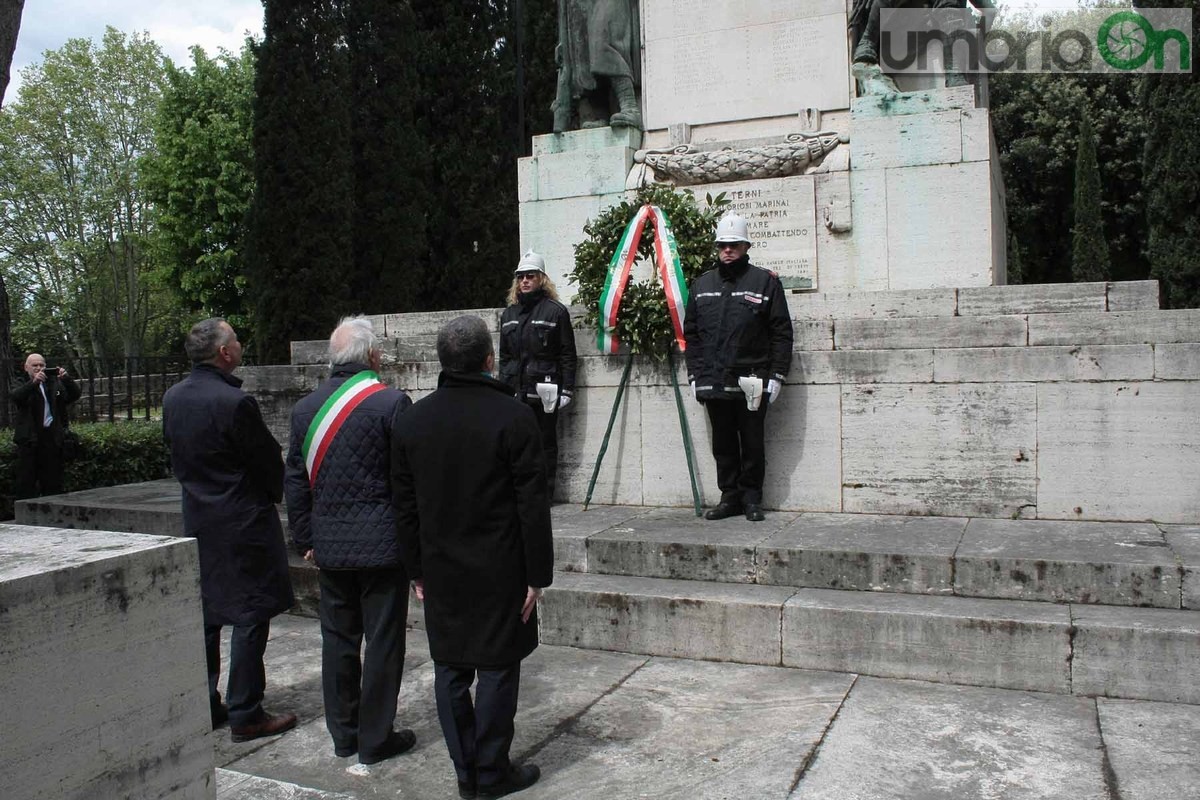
[{"x1": 552, "y1": 0, "x2": 642, "y2": 132}]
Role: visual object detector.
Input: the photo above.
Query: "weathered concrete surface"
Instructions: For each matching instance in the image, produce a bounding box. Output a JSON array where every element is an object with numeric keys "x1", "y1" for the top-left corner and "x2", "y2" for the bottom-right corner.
[
  {"x1": 1106, "y1": 280, "x2": 1161, "y2": 312},
  {"x1": 758, "y1": 512, "x2": 966, "y2": 594},
  {"x1": 14, "y1": 478, "x2": 185, "y2": 535},
  {"x1": 1070, "y1": 604, "x2": 1200, "y2": 704},
  {"x1": 786, "y1": 287, "x2": 956, "y2": 320},
  {"x1": 540, "y1": 572, "x2": 795, "y2": 665},
  {"x1": 957, "y1": 282, "x2": 1107, "y2": 317},
  {"x1": 793, "y1": 348, "x2": 934, "y2": 384},
  {"x1": 1154, "y1": 342, "x2": 1200, "y2": 379},
  {"x1": 0, "y1": 525, "x2": 214, "y2": 800},
  {"x1": 791, "y1": 677, "x2": 1109, "y2": 800},
  {"x1": 1161, "y1": 524, "x2": 1200, "y2": 609},
  {"x1": 955, "y1": 519, "x2": 1180, "y2": 607},
  {"x1": 1097, "y1": 698, "x2": 1200, "y2": 800},
  {"x1": 932, "y1": 344, "x2": 1153, "y2": 384},
  {"x1": 548, "y1": 503, "x2": 649, "y2": 573},
  {"x1": 1028, "y1": 309, "x2": 1200, "y2": 346},
  {"x1": 782, "y1": 589, "x2": 1072, "y2": 693},
  {"x1": 834, "y1": 315, "x2": 1028, "y2": 350}
]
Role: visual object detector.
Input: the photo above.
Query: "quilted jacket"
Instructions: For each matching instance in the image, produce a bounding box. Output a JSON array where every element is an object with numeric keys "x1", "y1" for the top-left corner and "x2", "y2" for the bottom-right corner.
[{"x1": 285, "y1": 363, "x2": 412, "y2": 569}]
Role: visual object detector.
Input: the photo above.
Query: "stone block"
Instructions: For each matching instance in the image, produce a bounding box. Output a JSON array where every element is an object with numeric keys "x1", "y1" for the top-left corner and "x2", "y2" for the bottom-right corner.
[
  {"x1": 960, "y1": 107, "x2": 992, "y2": 162},
  {"x1": 1097, "y1": 698, "x2": 1200, "y2": 800},
  {"x1": 530, "y1": 144, "x2": 637, "y2": 201},
  {"x1": 516, "y1": 157, "x2": 537, "y2": 203},
  {"x1": 763, "y1": 385, "x2": 843, "y2": 511},
  {"x1": 1028, "y1": 309, "x2": 1200, "y2": 346},
  {"x1": 955, "y1": 519, "x2": 1180, "y2": 607},
  {"x1": 1153, "y1": 343, "x2": 1200, "y2": 379},
  {"x1": 786, "y1": 287, "x2": 957, "y2": 320},
  {"x1": 290, "y1": 339, "x2": 327, "y2": 366},
  {"x1": 835, "y1": 315, "x2": 1027, "y2": 350},
  {"x1": 1106, "y1": 280, "x2": 1160, "y2": 311},
  {"x1": 793, "y1": 349, "x2": 934, "y2": 384},
  {"x1": 1161, "y1": 525, "x2": 1200, "y2": 609},
  {"x1": 885, "y1": 161, "x2": 1000, "y2": 289},
  {"x1": 850, "y1": 85, "x2": 976, "y2": 118},
  {"x1": 1071, "y1": 605, "x2": 1200, "y2": 703},
  {"x1": 550, "y1": 504, "x2": 649, "y2": 574},
  {"x1": 539, "y1": 572, "x2": 794, "y2": 665},
  {"x1": 638, "y1": 385, "x2": 719, "y2": 508},
  {"x1": 530, "y1": 127, "x2": 642, "y2": 158},
  {"x1": 15, "y1": 479, "x2": 186, "y2": 535},
  {"x1": 846, "y1": 167, "x2": 892, "y2": 292},
  {"x1": 758, "y1": 513, "x2": 966, "y2": 593},
  {"x1": 957, "y1": 282, "x2": 1107, "y2": 316},
  {"x1": 558, "y1": 385, "x2": 644, "y2": 506},
  {"x1": 382, "y1": 307, "x2": 500, "y2": 337},
  {"x1": 520, "y1": 192, "x2": 627, "y2": 294},
  {"x1": 792, "y1": 319, "x2": 836, "y2": 351},
  {"x1": 813, "y1": 170, "x2": 856, "y2": 294},
  {"x1": 851, "y1": 111, "x2": 963, "y2": 170},
  {"x1": 0, "y1": 526, "x2": 214, "y2": 799},
  {"x1": 841, "y1": 383, "x2": 1038, "y2": 518},
  {"x1": 782, "y1": 589, "x2": 1072, "y2": 692},
  {"x1": 1036, "y1": 382, "x2": 1200, "y2": 522},
  {"x1": 932, "y1": 345, "x2": 1154, "y2": 383}
]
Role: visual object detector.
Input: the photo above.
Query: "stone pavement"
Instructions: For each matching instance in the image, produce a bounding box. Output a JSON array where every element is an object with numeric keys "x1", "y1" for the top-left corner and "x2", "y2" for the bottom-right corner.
[{"x1": 215, "y1": 614, "x2": 1200, "y2": 800}]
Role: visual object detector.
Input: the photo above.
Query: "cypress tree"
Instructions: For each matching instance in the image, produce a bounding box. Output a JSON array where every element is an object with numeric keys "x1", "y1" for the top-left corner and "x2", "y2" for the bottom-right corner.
[
  {"x1": 1071, "y1": 107, "x2": 1111, "y2": 283},
  {"x1": 1007, "y1": 233, "x2": 1024, "y2": 285},
  {"x1": 248, "y1": 0, "x2": 354, "y2": 361}
]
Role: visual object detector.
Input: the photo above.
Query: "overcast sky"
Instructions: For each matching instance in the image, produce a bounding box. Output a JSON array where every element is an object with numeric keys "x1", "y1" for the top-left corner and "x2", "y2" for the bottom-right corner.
[{"x1": 5, "y1": 0, "x2": 265, "y2": 104}]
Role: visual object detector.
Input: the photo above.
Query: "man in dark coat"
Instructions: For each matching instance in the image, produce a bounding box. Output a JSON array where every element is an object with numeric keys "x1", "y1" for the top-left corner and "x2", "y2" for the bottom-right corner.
[
  {"x1": 162, "y1": 318, "x2": 297, "y2": 742},
  {"x1": 684, "y1": 213, "x2": 794, "y2": 522},
  {"x1": 9, "y1": 353, "x2": 81, "y2": 499},
  {"x1": 392, "y1": 315, "x2": 554, "y2": 799},
  {"x1": 285, "y1": 316, "x2": 416, "y2": 765}
]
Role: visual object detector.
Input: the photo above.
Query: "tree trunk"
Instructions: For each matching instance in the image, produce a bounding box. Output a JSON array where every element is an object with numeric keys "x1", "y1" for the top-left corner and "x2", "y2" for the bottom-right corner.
[{"x1": 0, "y1": 0, "x2": 26, "y2": 427}]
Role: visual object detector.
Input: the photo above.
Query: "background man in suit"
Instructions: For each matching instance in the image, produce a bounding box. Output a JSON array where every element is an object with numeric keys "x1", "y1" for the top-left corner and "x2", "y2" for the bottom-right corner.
[
  {"x1": 392, "y1": 315, "x2": 554, "y2": 799},
  {"x1": 163, "y1": 318, "x2": 297, "y2": 742},
  {"x1": 285, "y1": 317, "x2": 416, "y2": 765},
  {"x1": 9, "y1": 353, "x2": 81, "y2": 499}
]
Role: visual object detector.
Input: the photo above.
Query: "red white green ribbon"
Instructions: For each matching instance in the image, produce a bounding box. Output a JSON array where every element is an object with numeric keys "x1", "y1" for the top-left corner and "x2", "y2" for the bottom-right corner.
[
  {"x1": 302, "y1": 370, "x2": 386, "y2": 486},
  {"x1": 596, "y1": 204, "x2": 689, "y2": 354}
]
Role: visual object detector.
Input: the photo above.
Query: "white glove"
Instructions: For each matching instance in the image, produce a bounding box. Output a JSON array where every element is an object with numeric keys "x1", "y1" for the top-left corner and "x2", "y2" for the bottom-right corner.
[
  {"x1": 558, "y1": 394, "x2": 572, "y2": 410},
  {"x1": 690, "y1": 381, "x2": 698, "y2": 401},
  {"x1": 767, "y1": 379, "x2": 783, "y2": 404}
]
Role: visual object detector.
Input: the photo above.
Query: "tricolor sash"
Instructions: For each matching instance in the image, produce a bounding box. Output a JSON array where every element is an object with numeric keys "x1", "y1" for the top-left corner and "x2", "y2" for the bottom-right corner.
[{"x1": 302, "y1": 370, "x2": 386, "y2": 486}]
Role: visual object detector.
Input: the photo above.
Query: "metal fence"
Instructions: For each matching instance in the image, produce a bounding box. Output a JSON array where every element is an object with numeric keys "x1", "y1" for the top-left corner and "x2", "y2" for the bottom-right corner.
[{"x1": 1, "y1": 356, "x2": 191, "y2": 428}]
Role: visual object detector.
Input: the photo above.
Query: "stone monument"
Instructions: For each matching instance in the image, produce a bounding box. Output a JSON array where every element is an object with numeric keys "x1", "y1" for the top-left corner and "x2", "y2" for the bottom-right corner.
[{"x1": 520, "y1": 0, "x2": 1005, "y2": 295}]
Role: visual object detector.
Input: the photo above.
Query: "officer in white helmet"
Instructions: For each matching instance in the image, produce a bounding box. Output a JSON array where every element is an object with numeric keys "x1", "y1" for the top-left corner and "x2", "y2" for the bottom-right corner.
[
  {"x1": 498, "y1": 250, "x2": 578, "y2": 501},
  {"x1": 683, "y1": 214, "x2": 794, "y2": 521}
]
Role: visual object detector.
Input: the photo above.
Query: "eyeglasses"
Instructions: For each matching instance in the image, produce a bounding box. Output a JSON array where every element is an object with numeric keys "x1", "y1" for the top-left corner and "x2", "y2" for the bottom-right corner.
[{"x1": 516, "y1": 272, "x2": 541, "y2": 280}]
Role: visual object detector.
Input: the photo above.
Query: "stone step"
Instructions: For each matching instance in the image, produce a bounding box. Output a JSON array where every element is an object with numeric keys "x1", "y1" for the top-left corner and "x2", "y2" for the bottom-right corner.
[
  {"x1": 216, "y1": 768, "x2": 356, "y2": 799},
  {"x1": 538, "y1": 571, "x2": 1200, "y2": 704},
  {"x1": 553, "y1": 506, "x2": 1194, "y2": 610}
]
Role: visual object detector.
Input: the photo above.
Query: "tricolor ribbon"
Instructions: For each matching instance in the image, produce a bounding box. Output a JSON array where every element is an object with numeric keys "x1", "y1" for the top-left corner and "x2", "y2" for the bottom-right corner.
[
  {"x1": 302, "y1": 370, "x2": 387, "y2": 486},
  {"x1": 596, "y1": 204, "x2": 690, "y2": 354}
]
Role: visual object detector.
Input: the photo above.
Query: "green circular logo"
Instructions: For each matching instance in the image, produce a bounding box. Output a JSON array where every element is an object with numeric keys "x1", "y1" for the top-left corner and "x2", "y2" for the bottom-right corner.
[{"x1": 1098, "y1": 11, "x2": 1156, "y2": 70}]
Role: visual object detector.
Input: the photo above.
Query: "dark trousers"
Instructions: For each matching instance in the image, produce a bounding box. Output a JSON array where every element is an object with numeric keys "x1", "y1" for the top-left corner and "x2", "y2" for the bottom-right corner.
[
  {"x1": 318, "y1": 567, "x2": 409, "y2": 757},
  {"x1": 13, "y1": 431, "x2": 64, "y2": 500},
  {"x1": 205, "y1": 620, "x2": 270, "y2": 727},
  {"x1": 434, "y1": 662, "x2": 521, "y2": 788},
  {"x1": 527, "y1": 401, "x2": 560, "y2": 500},
  {"x1": 705, "y1": 398, "x2": 770, "y2": 506}
]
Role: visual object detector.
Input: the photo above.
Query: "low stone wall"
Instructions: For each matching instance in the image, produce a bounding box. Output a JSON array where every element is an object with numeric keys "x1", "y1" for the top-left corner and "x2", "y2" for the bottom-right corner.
[
  {"x1": 0, "y1": 524, "x2": 214, "y2": 799},
  {"x1": 244, "y1": 280, "x2": 1200, "y2": 523}
]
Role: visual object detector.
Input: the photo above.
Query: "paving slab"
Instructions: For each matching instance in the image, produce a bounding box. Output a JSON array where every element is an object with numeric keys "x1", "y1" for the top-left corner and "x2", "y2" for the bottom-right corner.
[
  {"x1": 758, "y1": 513, "x2": 966, "y2": 594},
  {"x1": 549, "y1": 503, "x2": 649, "y2": 573},
  {"x1": 1070, "y1": 604, "x2": 1200, "y2": 704},
  {"x1": 523, "y1": 658, "x2": 854, "y2": 800},
  {"x1": 587, "y1": 506, "x2": 798, "y2": 583},
  {"x1": 1097, "y1": 698, "x2": 1200, "y2": 800},
  {"x1": 955, "y1": 519, "x2": 1180, "y2": 607},
  {"x1": 14, "y1": 478, "x2": 185, "y2": 535},
  {"x1": 782, "y1": 589, "x2": 1072, "y2": 693},
  {"x1": 217, "y1": 769, "x2": 355, "y2": 800},
  {"x1": 1161, "y1": 524, "x2": 1200, "y2": 609},
  {"x1": 790, "y1": 677, "x2": 1109, "y2": 800}
]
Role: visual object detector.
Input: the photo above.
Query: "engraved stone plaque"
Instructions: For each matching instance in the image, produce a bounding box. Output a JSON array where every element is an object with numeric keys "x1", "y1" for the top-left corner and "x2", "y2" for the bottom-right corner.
[
  {"x1": 642, "y1": 0, "x2": 851, "y2": 130},
  {"x1": 689, "y1": 176, "x2": 818, "y2": 290}
]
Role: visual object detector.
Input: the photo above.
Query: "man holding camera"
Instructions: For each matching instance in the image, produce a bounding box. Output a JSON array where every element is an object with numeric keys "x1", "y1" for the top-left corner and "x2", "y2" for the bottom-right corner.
[{"x1": 9, "y1": 353, "x2": 81, "y2": 499}]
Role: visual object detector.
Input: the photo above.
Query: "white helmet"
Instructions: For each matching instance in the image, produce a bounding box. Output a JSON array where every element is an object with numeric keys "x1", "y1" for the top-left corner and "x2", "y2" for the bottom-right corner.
[
  {"x1": 714, "y1": 214, "x2": 751, "y2": 245},
  {"x1": 515, "y1": 250, "x2": 546, "y2": 274}
]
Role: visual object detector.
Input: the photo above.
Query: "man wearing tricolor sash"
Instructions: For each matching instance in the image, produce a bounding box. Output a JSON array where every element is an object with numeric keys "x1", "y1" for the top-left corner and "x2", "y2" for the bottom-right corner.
[
  {"x1": 684, "y1": 214, "x2": 794, "y2": 522},
  {"x1": 284, "y1": 317, "x2": 416, "y2": 765}
]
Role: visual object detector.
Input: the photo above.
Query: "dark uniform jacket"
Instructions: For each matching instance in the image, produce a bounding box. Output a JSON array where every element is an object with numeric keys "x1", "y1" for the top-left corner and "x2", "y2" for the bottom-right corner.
[
  {"x1": 285, "y1": 363, "x2": 412, "y2": 569},
  {"x1": 391, "y1": 371, "x2": 554, "y2": 668},
  {"x1": 683, "y1": 255, "x2": 794, "y2": 402},
  {"x1": 163, "y1": 364, "x2": 295, "y2": 627},
  {"x1": 499, "y1": 290, "x2": 578, "y2": 402},
  {"x1": 9, "y1": 373, "x2": 81, "y2": 446}
]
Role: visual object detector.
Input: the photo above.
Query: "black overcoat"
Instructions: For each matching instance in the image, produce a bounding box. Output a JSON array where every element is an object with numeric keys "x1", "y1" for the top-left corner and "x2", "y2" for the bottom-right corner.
[
  {"x1": 9, "y1": 372, "x2": 81, "y2": 446},
  {"x1": 162, "y1": 364, "x2": 295, "y2": 626},
  {"x1": 391, "y1": 371, "x2": 554, "y2": 668}
]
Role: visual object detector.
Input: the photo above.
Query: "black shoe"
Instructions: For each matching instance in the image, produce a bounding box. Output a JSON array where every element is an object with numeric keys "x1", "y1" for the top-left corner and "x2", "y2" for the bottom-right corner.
[
  {"x1": 704, "y1": 502, "x2": 744, "y2": 521},
  {"x1": 359, "y1": 728, "x2": 416, "y2": 765},
  {"x1": 334, "y1": 738, "x2": 357, "y2": 758},
  {"x1": 458, "y1": 780, "x2": 477, "y2": 799},
  {"x1": 211, "y1": 703, "x2": 229, "y2": 730},
  {"x1": 477, "y1": 764, "x2": 541, "y2": 798},
  {"x1": 744, "y1": 504, "x2": 766, "y2": 522}
]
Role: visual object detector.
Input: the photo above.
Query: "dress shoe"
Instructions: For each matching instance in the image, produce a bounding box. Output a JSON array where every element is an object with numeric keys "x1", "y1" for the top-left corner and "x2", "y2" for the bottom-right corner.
[
  {"x1": 333, "y1": 738, "x2": 357, "y2": 758},
  {"x1": 211, "y1": 703, "x2": 229, "y2": 730},
  {"x1": 704, "y1": 502, "x2": 743, "y2": 521},
  {"x1": 359, "y1": 728, "x2": 416, "y2": 765},
  {"x1": 458, "y1": 779, "x2": 477, "y2": 799},
  {"x1": 230, "y1": 711, "x2": 298, "y2": 743},
  {"x1": 744, "y1": 504, "x2": 766, "y2": 522},
  {"x1": 477, "y1": 764, "x2": 541, "y2": 798}
]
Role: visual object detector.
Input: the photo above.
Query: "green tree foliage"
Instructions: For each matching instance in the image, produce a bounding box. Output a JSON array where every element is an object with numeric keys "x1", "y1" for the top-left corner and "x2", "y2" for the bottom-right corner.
[
  {"x1": 1142, "y1": 1, "x2": 1200, "y2": 309},
  {"x1": 0, "y1": 28, "x2": 174, "y2": 358},
  {"x1": 1071, "y1": 107, "x2": 1111, "y2": 282},
  {"x1": 144, "y1": 44, "x2": 256, "y2": 332},
  {"x1": 249, "y1": 0, "x2": 354, "y2": 361}
]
